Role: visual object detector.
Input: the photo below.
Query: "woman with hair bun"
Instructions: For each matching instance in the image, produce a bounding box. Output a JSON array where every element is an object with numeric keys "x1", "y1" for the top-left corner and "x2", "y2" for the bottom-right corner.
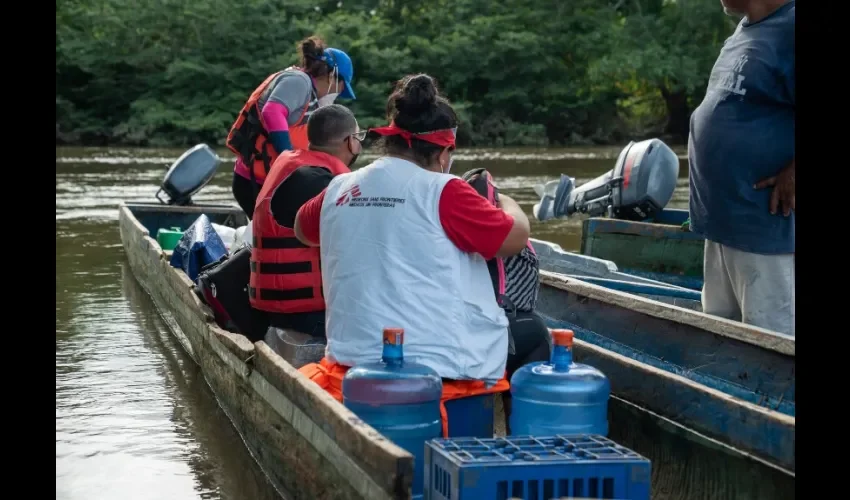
[
  {"x1": 226, "y1": 35, "x2": 356, "y2": 218},
  {"x1": 294, "y1": 73, "x2": 532, "y2": 437}
]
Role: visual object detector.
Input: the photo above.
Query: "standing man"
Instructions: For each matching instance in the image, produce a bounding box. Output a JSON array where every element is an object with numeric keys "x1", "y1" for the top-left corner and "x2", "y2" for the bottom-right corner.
[{"x1": 688, "y1": 0, "x2": 795, "y2": 335}]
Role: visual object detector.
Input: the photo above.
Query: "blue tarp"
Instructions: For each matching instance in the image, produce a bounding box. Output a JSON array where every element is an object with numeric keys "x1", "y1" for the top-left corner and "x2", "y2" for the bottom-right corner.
[{"x1": 169, "y1": 214, "x2": 228, "y2": 282}]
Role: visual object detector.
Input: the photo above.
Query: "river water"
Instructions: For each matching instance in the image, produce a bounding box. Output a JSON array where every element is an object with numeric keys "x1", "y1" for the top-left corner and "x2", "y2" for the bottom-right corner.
[{"x1": 56, "y1": 146, "x2": 792, "y2": 500}]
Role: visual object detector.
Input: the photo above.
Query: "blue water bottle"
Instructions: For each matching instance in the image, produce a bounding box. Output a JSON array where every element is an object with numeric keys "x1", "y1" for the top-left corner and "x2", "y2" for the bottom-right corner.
[
  {"x1": 509, "y1": 329, "x2": 610, "y2": 436},
  {"x1": 342, "y1": 327, "x2": 442, "y2": 498}
]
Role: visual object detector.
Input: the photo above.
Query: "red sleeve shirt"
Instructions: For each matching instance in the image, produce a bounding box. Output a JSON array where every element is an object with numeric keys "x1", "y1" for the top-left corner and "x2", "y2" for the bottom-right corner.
[
  {"x1": 294, "y1": 178, "x2": 515, "y2": 259},
  {"x1": 438, "y1": 179, "x2": 514, "y2": 260},
  {"x1": 295, "y1": 188, "x2": 326, "y2": 245}
]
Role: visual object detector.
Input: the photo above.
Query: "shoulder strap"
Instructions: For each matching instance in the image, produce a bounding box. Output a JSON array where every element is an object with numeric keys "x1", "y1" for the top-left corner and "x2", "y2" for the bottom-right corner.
[{"x1": 460, "y1": 168, "x2": 509, "y2": 312}]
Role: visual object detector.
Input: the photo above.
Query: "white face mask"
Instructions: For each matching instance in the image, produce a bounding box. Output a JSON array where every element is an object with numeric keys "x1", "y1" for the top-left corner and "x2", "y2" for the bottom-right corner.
[
  {"x1": 443, "y1": 156, "x2": 454, "y2": 174},
  {"x1": 317, "y1": 93, "x2": 338, "y2": 108},
  {"x1": 317, "y1": 67, "x2": 340, "y2": 108},
  {"x1": 442, "y1": 129, "x2": 458, "y2": 173}
]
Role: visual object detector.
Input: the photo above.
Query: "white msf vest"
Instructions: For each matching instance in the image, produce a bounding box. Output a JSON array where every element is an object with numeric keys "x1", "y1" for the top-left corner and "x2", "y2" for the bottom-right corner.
[{"x1": 319, "y1": 157, "x2": 509, "y2": 384}]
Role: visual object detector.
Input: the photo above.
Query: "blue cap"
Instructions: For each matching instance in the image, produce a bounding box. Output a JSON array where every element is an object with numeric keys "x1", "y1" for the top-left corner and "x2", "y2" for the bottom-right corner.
[{"x1": 323, "y1": 48, "x2": 356, "y2": 100}]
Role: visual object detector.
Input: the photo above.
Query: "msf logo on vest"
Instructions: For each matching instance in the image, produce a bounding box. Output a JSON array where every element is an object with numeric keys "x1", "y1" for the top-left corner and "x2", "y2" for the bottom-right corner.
[
  {"x1": 335, "y1": 185, "x2": 407, "y2": 209},
  {"x1": 336, "y1": 185, "x2": 362, "y2": 206}
]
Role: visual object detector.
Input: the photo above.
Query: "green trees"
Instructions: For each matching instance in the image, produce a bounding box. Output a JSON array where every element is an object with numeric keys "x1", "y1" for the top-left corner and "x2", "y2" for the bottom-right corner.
[{"x1": 56, "y1": 0, "x2": 736, "y2": 147}]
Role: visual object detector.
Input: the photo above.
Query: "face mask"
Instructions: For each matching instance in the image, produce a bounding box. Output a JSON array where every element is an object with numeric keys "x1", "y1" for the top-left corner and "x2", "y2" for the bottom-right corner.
[
  {"x1": 443, "y1": 129, "x2": 457, "y2": 173},
  {"x1": 441, "y1": 156, "x2": 454, "y2": 174},
  {"x1": 317, "y1": 67, "x2": 340, "y2": 108},
  {"x1": 348, "y1": 152, "x2": 360, "y2": 168},
  {"x1": 317, "y1": 93, "x2": 338, "y2": 108},
  {"x1": 347, "y1": 137, "x2": 360, "y2": 168}
]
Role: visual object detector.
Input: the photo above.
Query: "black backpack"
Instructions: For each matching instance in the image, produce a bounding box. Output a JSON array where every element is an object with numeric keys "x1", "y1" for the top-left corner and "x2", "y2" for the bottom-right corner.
[
  {"x1": 461, "y1": 168, "x2": 540, "y2": 314},
  {"x1": 194, "y1": 246, "x2": 268, "y2": 342}
]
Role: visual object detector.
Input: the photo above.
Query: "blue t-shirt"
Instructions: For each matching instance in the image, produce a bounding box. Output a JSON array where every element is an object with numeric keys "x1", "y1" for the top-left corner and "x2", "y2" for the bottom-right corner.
[{"x1": 688, "y1": 1, "x2": 795, "y2": 254}]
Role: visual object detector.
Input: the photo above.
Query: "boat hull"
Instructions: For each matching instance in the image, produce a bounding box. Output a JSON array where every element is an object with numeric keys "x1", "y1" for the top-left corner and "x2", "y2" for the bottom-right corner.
[
  {"x1": 580, "y1": 209, "x2": 706, "y2": 290},
  {"x1": 535, "y1": 272, "x2": 794, "y2": 473},
  {"x1": 119, "y1": 202, "x2": 414, "y2": 500}
]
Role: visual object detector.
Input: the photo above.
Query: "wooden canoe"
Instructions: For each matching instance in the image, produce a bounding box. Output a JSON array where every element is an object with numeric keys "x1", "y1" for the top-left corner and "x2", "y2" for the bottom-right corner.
[
  {"x1": 119, "y1": 202, "x2": 415, "y2": 500},
  {"x1": 119, "y1": 201, "x2": 794, "y2": 500},
  {"x1": 531, "y1": 238, "x2": 702, "y2": 311},
  {"x1": 533, "y1": 272, "x2": 794, "y2": 475},
  {"x1": 579, "y1": 209, "x2": 706, "y2": 290},
  {"x1": 533, "y1": 237, "x2": 794, "y2": 472}
]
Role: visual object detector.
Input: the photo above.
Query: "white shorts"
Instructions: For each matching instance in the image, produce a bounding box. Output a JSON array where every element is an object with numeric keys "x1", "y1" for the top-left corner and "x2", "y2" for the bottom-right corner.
[{"x1": 702, "y1": 240, "x2": 795, "y2": 336}]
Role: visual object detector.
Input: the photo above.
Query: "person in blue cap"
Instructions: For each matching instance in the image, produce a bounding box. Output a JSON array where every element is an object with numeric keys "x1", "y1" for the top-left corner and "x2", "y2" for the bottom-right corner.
[{"x1": 226, "y1": 35, "x2": 356, "y2": 218}]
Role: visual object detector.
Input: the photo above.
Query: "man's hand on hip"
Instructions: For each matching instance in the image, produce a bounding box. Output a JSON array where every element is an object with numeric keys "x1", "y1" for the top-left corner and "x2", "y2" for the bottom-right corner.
[{"x1": 755, "y1": 158, "x2": 795, "y2": 216}]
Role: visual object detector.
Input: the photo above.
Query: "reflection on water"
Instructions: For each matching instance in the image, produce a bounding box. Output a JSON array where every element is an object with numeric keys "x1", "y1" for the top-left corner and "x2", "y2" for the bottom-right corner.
[
  {"x1": 56, "y1": 211, "x2": 278, "y2": 499},
  {"x1": 55, "y1": 146, "x2": 789, "y2": 500}
]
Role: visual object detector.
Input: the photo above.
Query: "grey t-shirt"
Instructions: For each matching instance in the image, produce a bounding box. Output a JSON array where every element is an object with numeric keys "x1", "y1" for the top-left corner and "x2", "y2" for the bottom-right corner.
[{"x1": 258, "y1": 69, "x2": 317, "y2": 127}]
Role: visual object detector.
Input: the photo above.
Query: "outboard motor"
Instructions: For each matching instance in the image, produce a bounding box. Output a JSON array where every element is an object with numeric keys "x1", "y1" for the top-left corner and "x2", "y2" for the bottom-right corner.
[
  {"x1": 533, "y1": 138, "x2": 679, "y2": 222},
  {"x1": 156, "y1": 144, "x2": 222, "y2": 205}
]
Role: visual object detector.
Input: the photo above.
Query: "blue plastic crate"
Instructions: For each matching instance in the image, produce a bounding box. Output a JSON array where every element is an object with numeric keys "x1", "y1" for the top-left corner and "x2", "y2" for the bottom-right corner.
[{"x1": 424, "y1": 435, "x2": 650, "y2": 500}]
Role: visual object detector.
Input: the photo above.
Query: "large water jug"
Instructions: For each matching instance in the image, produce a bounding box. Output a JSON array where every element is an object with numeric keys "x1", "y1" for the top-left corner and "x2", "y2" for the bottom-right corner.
[
  {"x1": 509, "y1": 329, "x2": 610, "y2": 436},
  {"x1": 342, "y1": 328, "x2": 442, "y2": 499}
]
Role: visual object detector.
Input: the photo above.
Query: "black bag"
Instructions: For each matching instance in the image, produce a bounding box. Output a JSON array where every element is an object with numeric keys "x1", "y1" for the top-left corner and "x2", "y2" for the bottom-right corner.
[
  {"x1": 194, "y1": 246, "x2": 268, "y2": 341},
  {"x1": 461, "y1": 168, "x2": 540, "y2": 314}
]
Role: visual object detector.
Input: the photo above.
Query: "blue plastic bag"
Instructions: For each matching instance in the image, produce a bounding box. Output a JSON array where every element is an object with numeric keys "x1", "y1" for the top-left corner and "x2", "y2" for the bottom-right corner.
[{"x1": 169, "y1": 214, "x2": 228, "y2": 282}]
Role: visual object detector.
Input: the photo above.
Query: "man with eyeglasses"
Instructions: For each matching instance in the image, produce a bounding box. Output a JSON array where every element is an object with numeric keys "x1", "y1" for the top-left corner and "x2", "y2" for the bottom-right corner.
[{"x1": 249, "y1": 104, "x2": 363, "y2": 338}]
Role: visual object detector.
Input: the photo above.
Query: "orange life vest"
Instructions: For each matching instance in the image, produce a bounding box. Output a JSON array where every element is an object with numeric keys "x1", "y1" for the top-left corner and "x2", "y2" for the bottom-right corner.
[
  {"x1": 226, "y1": 67, "x2": 314, "y2": 185},
  {"x1": 249, "y1": 150, "x2": 351, "y2": 314},
  {"x1": 299, "y1": 357, "x2": 510, "y2": 437}
]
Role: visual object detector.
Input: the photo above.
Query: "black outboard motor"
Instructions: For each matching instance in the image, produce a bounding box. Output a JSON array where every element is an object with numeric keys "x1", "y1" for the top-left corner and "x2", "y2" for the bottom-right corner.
[
  {"x1": 156, "y1": 144, "x2": 222, "y2": 205},
  {"x1": 533, "y1": 138, "x2": 679, "y2": 222}
]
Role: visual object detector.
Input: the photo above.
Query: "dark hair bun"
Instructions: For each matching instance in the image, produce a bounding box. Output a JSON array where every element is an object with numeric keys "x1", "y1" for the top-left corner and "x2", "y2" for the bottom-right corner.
[
  {"x1": 395, "y1": 74, "x2": 438, "y2": 115},
  {"x1": 299, "y1": 36, "x2": 326, "y2": 62},
  {"x1": 298, "y1": 36, "x2": 330, "y2": 77}
]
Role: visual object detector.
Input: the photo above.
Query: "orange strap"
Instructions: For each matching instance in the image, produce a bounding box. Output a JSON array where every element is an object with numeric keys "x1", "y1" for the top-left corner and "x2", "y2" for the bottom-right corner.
[
  {"x1": 299, "y1": 358, "x2": 510, "y2": 437},
  {"x1": 288, "y1": 100, "x2": 311, "y2": 150},
  {"x1": 289, "y1": 124, "x2": 309, "y2": 150}
]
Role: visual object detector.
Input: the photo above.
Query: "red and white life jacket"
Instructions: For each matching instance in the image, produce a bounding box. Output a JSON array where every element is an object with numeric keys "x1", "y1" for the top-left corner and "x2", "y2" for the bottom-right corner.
[{"x1": 249, "y1": 150, "x2": 351, "y2": 314}]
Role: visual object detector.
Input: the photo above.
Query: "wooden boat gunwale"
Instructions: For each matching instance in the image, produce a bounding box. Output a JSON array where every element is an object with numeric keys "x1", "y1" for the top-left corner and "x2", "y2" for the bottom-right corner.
[
  {"x1": 118, "y1": 201, "x2": 414, "y2": 500},
  {"x1": 539, "y1": 271, "x2": 794, "y2": 356}
]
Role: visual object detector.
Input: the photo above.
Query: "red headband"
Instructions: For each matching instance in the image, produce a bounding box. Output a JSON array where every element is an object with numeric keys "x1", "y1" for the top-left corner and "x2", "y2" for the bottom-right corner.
[{"x1": 370, "y1": 122, "x2": 457, "y2": 148}]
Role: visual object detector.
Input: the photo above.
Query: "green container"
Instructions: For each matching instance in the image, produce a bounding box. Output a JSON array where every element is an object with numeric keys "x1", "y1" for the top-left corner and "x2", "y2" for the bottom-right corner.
[{"x1": 156, "y1": 226, "x2": 184, "y2": 251}]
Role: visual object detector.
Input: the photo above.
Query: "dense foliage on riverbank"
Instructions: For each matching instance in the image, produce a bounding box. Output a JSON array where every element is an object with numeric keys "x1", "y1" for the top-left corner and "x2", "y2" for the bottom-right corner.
[{"x1": 56, "y1": 0, "x2": 735, "y2": 148}]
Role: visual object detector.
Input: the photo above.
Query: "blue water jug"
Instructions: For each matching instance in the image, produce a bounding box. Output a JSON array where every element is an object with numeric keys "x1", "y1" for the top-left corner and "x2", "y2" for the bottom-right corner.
[
  {"x1": 509, "y1": 329, "x2": 610, "y2": 436},
  {"x1": 342, "y1": 327, "x2": 442, "y2": 499}
]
